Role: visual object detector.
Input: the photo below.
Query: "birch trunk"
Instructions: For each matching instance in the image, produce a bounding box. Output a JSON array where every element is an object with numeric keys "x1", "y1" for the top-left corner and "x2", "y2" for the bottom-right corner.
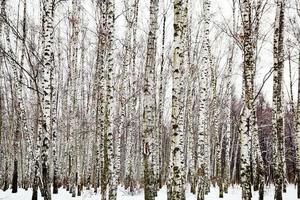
[
  {"x1": 170, "y1": 0, "x2": 187, "y2": 199},
  {"x1": 197, "y1": 0, "x2": 210, "y2": 199},
  {"x1": 0, "y1": 0, "x2": 4, "y2": 187},
  {"x1": 122, "y1": 0, "x2": 133, "y2": 188},
  {"x1": 106, "y1": 0, "x2": 116, "y2": 199},
  {"x1": 19, "y1": 0, "x2": 33, "y2": 190},
  {"x1": 296, "y1": 53, "x2": 300, "y2": 198},
  {"x1": 240, "y1": 0, "x2": 254, "y2": 199},
  {"x1": 158, "y1": 10, "x2": 166, "y2": 188},
  {"x1": 94, "y1": 1, "x2": 107, "y2": 197},
  {"x1": 224, "y1": 44, "x2": 234, "y2": 193},
  {"x1": 143, "y1": 0, "x2": 159, "y2": 199},
  {"x1": 68, "y1": 0, "x2": 80, "y2": 196},
  {"x1": 272, "y1": 1, "x2": 285, "y2": 199},
  {"x1": 40, "y1": 0, "x2": 55, "y2": 199},
  {"x1": 51, "y1": 45, "x2": 59, "y2": 194}
]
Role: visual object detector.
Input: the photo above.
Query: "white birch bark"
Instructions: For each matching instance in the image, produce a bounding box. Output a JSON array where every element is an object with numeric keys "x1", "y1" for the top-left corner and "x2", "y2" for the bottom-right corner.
[
  {"x1": 295, "y1": 53, "x2": 300, "y2": 198},
  {"x1": 170, "y1": 0, "x2": 187, "y2": 199},
  {"x1": 196, "y1": 0, "x2": 210, "y2": 199},
  {"x1": 40, "y1": 0, "x2": 55, "y2": 199},
  {"x1": 131, "y1": 0, "x2": 140, "y2": 187},
  {"x1": 143, "y1": 0, "x2": 159, "y2": 199},
  {"x1": 240, "y1": 1, "x2": 254, "y2": 199},
  {"x1": 158, "y1": 7, "x2": 166, "y2": 188},
  {"x1": 0, "y1": 0, "x2": 4, "y2": 186},
  {"x1": 223, "y1": 44, "x2": 234, "y2": 193},
  {"x1": 122, "y1": 0, "x2": 132, "y2": 185},
  {"x1": 272, "y1": 1, "x2": 285, "y2": 199},
  {"x1": 68, "y1": 0, "x2": 80, "y2": 196},
  {"x1": 106, "y1": 0, "x2": 116, "y2": 198},
  {"x1": 94, "y1": 0, "x2": 107, "y2": 196},
  {"x1": 19, "y1": 0, "x2": 33, "y2": 190}
]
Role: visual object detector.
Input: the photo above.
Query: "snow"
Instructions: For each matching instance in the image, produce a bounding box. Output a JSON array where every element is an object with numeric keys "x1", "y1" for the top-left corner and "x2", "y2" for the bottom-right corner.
[{"x1": 0, "y1": 184, "x2": 297, "y2": 200}]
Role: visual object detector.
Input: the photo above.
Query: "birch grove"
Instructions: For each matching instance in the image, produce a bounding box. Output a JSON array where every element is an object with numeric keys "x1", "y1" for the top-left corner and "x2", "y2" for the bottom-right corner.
[{"x1": 1, "y1": 0, "x2": 300, "y2": 200}]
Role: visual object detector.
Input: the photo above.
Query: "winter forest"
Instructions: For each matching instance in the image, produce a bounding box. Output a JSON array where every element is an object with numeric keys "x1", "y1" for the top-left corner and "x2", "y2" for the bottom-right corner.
[{"x1": 1, "y1": 0, "x2": 300, "y2": 199}]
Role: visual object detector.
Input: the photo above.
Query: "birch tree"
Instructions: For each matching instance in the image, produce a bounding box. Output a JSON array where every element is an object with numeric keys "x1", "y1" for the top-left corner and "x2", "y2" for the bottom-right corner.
[
  {"x1": 272, "y1": 0, "x2": 286, "y2": 199},
  {"x1": 0, "y1": 0, "x2": 4, "y2": 188},
  {"x1": 239, "y1": 0, "x2": 255, "y2": 199},
  {"x1": 94, "y1": 0, "x2": 108, "y2": 197},
  {"x1": 170, "y1": 0, "x2": 187, "y2": 199},
  {"x1": 143, "y1": 0, "x2": 159, "y2": 199},
  {"x1": 223, "y1": 43, "x2": 234, "y2": 194},
  {"x1": 40, "y1": 0, "x2": 55, "y2": 199},
  {"x1": 296, "y1": 52, "x2": 300, "y2": 198},
  {"x1": 196, "y1": 0, "x2": 210, "y2": 199},
  {"x1": 105, "y1": 0, "x2": 117, "y2": 199}
]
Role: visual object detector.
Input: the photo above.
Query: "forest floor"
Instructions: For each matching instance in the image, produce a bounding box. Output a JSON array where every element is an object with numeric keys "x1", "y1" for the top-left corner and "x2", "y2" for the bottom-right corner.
[{"x1": 0, "y1": 184, "x2": 297, "y2": 199}]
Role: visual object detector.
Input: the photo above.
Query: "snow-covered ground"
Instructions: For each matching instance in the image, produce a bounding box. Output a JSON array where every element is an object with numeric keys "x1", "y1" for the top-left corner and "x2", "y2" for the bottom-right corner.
[{"x1": 0, "y1": 184, "x2": 297, "y2": 200}]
